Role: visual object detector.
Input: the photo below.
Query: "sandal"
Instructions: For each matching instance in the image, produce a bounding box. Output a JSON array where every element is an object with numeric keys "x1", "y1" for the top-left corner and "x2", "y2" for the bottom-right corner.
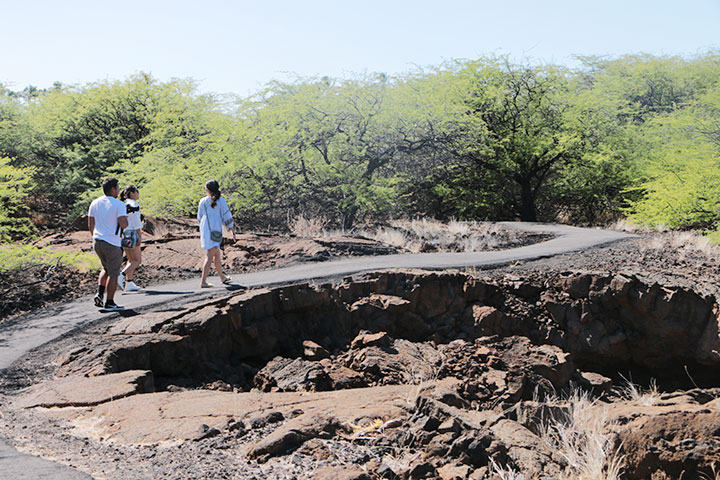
[
  {"x1": 221, "y1": 276, "x2": 233, "y2": 285},
  {"x1": 200, "y1": 283, "x2": 214, "y2": 288}
]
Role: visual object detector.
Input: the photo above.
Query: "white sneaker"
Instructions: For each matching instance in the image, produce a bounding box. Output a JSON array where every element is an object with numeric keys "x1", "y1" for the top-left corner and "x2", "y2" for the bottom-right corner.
[
  {"x1": 125, "y1": 281, "x2": 141, "y2": 292},
  {"x1": 117, "y1": 274, "x2": 125, "y2": 291}
]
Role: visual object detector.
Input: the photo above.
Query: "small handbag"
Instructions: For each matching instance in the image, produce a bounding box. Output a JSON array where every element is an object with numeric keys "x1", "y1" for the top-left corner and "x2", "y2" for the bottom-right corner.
[{"x1": 203, "y1": 201, "x2": 223, "y2": 242}]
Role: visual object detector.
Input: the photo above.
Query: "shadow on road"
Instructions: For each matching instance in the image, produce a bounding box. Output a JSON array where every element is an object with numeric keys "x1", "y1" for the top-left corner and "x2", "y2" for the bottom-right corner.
[
  {"x1": 142, "y1": 289, "x2": 195, "y2": 296},
  {"x1": 100, "y1": 309, "x2": 138, "y2": 317},
  {"x1": 224, "y1": 285, "x2": 248, "y2": 292}
]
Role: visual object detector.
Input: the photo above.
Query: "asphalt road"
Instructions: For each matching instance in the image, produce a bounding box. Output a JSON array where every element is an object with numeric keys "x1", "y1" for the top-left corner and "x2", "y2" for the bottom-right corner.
[{"x1": 0, "y1": 222, "x2": 634, "y2": 479}]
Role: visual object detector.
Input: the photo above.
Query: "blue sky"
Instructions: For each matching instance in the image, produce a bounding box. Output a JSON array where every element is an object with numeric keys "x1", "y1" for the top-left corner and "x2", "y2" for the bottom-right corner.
[{"x1": 2, "y1": 0, "x2": 719, "y2": 97}]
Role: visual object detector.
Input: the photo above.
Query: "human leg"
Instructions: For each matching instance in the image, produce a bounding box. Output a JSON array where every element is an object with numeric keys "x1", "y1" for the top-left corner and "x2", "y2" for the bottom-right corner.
[
  {"x1": 122, "y1": 246, "x2": 142, "y2": 291},
  {"x1": 212, "y1": 247, "x2": 226, "y2": 282},
  {"x1": 200, "y1": 248, "x2": 214, "y2": 287},
  {"x1": 95, "y1": 240, "x2": 123, "y2": 306},
  {"x1": 123, "y1": 245, "x2": 142, "y2": 279},
  {"x1": 93, "y1": 241, "x2": 109, "y2": 306}
]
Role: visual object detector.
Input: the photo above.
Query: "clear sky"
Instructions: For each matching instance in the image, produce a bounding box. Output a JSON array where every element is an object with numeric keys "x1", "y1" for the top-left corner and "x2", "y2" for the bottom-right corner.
[{"x1": 2, "y1": 0, "x2": 719, "y2": 97}]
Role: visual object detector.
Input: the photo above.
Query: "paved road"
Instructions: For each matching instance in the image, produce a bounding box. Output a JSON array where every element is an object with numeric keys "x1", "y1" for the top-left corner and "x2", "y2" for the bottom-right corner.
[{"x1": 0, "y1": 222, "x2": 634, "y2": 479}]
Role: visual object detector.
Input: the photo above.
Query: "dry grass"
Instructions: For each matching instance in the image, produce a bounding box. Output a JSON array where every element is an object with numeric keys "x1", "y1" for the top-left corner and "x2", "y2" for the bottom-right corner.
[
  {"x1": 609, "y1": 218, "x2": 645, "y2": 233},
  {"x1": 490, "y1": 458, "x2": 527, "y2": 480},
  {"x1": 362, "y1": 226, "x2": 411, "y2": 249},
  {"x1": 289, "y1": 214, "x2": 328, "y2": 237},
  {"x1": 612, "y1": 216, "x2": 720, "y2": 258},
  {"x1": 699, "y1": 463, "x2": 720, "y2": 480},
  {"x1": 359, "y1": 219, "x2": 525, "y2": 253},
  {"x1": 538, "y1": 388, "x2": 625, "y2": 480},
  {"x1": 615, "y1": 376, "x2": 661, "y2": 407},
  {"x1": 638, "y1": 230, "x2": 720, "y2": 259}
]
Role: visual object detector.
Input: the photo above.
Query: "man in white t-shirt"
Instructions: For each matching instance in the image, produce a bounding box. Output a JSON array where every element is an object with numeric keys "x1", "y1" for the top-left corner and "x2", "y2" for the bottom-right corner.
[{"x1": 88, "y1": 177, "x2": 128, "y2": 311}]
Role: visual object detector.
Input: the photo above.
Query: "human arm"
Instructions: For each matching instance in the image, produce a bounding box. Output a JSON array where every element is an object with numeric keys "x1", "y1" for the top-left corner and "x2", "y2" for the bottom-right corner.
[
  {"x1": 220, "y1": 199, "x2": 235, "y2": 239},
  {"x1": 88, "y1": 216, "x2": 95, "y2": 238}
]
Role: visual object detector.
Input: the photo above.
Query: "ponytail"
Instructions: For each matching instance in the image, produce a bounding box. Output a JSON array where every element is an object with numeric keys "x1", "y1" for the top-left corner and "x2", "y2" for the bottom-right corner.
[
  {"x1": 205, "y1": 179, "x2": 221, "y2": 208},
  {"x1": 121, "y1": 185, "x2": 138, "y2": 202}
]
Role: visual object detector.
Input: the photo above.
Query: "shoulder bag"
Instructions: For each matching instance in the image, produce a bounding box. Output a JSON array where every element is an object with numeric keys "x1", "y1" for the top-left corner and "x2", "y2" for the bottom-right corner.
[{"x1": 203, "y1": 201, "x2": 223, "y2": 242}]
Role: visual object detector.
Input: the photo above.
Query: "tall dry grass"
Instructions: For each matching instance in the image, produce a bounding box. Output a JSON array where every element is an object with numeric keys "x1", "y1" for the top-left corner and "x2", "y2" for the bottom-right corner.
[
  {"x1": 359, "y1": 219, "x2": 522, "y2": 253},
  {"x1": 615, "y1": 376, "x2": 661, "y2": 407},
  {"x1": 539, "y1": 388, "x2": 625, "y2": 480},
  {"x1": 288, "y1": 214, "x2": 329, "y2": 237}
]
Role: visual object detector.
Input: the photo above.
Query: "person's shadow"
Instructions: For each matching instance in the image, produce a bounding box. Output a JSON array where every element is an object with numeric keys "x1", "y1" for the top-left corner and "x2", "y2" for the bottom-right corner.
[
  {"x1": 141, "y1": 289, "x2": 195, "y2": 296},
  {"x1": 224, "y1": 284, "x2": 248, "y2": 292}
]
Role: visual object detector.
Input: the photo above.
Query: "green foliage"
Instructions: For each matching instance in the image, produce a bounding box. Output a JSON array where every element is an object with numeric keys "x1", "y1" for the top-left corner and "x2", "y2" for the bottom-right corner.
[
  {"x1": 3, "y1": 52, "x2": 720, "y2": 236},
  {"x1": 627, "y1": 100, "x2": 720, "y2": 229},
  {"x1": 111, "y1": 80, "x2": 236, "y2": 217},
  {"x1": 0, "y1": 243, "x2": 99, "y2": 273},
  {"x1": 0, "y1": 157, "x2": 36, "y2": 241},
  {"x1": 235, "y1": 74, "x2": 417, "y2": 229},
  {"x1": 416, "y1": 58, "x2": 584, "y2": 221}
]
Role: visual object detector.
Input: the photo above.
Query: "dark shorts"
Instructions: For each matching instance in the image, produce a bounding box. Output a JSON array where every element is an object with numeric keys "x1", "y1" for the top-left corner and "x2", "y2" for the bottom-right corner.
[{"x1": 94, "y1": 240, "x2": 123, "y2": 277}]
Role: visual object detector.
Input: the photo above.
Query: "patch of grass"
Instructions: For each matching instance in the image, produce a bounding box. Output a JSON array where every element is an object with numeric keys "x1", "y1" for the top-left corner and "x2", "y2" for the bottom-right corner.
[
  {"x1": 288, "y1": 214, "x2": 328, "y2": 237},
  {"x1": 706, "y1": 231, "x2": 720, "y2": 244},
  {"x1": 0, "y1": 243, "x2": 100, "y2": 273},
  {"x1": 359, "y1": 226, "x2": 410, "y2": 250},
  {"x1": 615, "y1": 376, "x2": 661, "y2": 407},
  {"x1": 490, "y1": 458, "x2": 527, "y2": 480},
  {"x1": 359, "y1": 219, "x2": 533, "y2": 253},
  {"x1": 539, "y1": 388, "x2": 625, "y2": 480}
]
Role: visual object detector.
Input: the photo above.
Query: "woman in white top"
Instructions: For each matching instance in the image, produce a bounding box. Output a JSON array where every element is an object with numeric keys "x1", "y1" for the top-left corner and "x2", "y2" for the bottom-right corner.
[
  {"x1": 119, "y1": 185, "x2": 143, "y2": 291},
  {"x1": 197, "y1": 179, "x2": 236, "y2": 288}
]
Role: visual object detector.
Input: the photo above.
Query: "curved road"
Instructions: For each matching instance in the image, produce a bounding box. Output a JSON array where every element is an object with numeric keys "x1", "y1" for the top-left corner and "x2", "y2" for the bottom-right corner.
[{"x1": 0, "y1": 222, "x2": 634, "y2": 479}]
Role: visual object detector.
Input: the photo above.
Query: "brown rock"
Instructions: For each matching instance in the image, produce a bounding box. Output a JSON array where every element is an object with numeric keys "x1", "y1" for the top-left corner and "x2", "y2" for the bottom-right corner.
[
  {"x1": 326, "y1": 365, "x2": 367, "y2": 390},
  {"x1": 437, "y1": 463, "x2": 472, "y2": 480},
  {"x1": 574, "y1": 370, "x2": 613, "y2": 394},
  {"x1": 615, "y1": 406, "x2": 720, "y2": 479},
  {"x1": 254, "y1": 357, "x2": 331, "y2": 392},
  {"x1": 247, "y1": 415, "x2": 341, "y2": 459},
  {"x1": 15, "y1": 370, "x2": 154, "y2": 408},
  {"x1": 490, "y1": 419, "x2": 561, "y2": 478},
  {"x1": 466, "y1": 305, "x2": 506, "y2": 337},
  {"x1": 346, "y1": 339, "x2": 443, "y2": 385},
  {"x1": 350, "y1": 331, "x2": 393, "y2": 349},
  {"x1": 303, "y1": 340, "x2": 330, "y2": 360}
]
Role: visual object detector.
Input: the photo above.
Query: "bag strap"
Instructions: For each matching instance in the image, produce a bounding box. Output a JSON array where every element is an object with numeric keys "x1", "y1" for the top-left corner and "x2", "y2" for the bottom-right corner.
[{"x1": 203, "y1": 198, "x2": 220, "y2": 232}]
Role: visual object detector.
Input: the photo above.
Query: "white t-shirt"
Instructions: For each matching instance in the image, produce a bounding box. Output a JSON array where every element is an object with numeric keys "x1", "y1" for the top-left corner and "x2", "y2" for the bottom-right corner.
[
  {"x1": 125, "y1": 199, "x2": 142, "y2": 231},
  {"x1": 88, "y1": 195, "x2": 127, "y2": 247}
]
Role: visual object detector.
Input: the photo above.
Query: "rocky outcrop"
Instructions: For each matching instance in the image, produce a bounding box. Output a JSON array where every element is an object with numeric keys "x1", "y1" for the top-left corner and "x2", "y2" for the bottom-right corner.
[
  {"x1": 19, "y1": 268, "x2": 720, "y2": 479},
  {"x1": 58, "y1": 269, "x2": 720, "y2": 390},
  {"x1": 14, "y1": 370, "x2": 154, "y2": 408},
  {"x1": 544, "y1": 271, "x2": 720, "y2": 369}
]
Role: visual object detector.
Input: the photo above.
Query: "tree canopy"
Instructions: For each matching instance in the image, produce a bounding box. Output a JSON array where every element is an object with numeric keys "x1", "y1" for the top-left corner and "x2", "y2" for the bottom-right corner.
[{"x1": 2, "y1": 52, "x2": 720, "y2": 239}]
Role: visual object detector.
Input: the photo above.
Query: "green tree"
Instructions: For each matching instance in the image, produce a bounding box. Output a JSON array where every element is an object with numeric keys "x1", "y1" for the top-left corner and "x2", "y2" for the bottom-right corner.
[
  {"x1": 425, "y1": 59, "x2": 583, "y2": 222},
  {"x1": 237, "y1": 74, "x2": 431, "y2": 229},
  {"x1": 0, "y1": 157, "x2": 36, "y2": 241}
]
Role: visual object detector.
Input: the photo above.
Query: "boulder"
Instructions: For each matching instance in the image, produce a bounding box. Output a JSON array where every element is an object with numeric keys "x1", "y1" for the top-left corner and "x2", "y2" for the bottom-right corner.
[
  {"x1": 254, "y1": 357, "x2": 331, "y2": 392},
  {"x1": 303, "y1": 340, "x2": 330, "y2": 360}
]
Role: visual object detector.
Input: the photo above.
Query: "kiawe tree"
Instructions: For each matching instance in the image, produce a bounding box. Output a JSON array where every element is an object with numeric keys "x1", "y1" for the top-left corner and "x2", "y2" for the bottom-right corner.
[
  {"x1": 429, "y1": 59, "x2": 582, "y2": 222},
  {"x1": 238, "y1": 74, "x2": 431, "y2": 229}
]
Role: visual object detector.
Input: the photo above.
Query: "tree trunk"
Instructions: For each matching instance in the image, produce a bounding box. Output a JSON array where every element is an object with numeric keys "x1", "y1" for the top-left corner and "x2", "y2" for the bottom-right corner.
[
  {"x1": 343, "y1": 206, "x2": 358, "y2": 231},
  {"x1": 519, "y1": 180, "x2": 537, "y2": 222}
]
